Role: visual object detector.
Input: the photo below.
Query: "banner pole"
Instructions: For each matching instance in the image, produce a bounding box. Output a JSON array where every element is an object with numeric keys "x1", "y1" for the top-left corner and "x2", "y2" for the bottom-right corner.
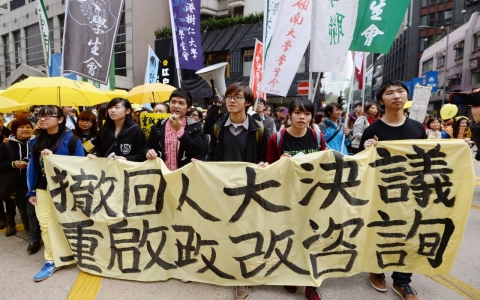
[
  {"x1": 168, "y1": 0, "x2": 182, "y2": 88},
  {"x1": 341, "y1": 62, "x2": 356, "y2": 154}
]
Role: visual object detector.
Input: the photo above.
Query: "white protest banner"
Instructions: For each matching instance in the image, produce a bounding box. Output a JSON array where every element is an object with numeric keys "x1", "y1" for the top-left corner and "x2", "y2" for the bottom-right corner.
[
  {"x1": 409, "y1": 85, "x2": 432, "y2": 124},
  {"x1": 261, "y1": 0, "x2": 311, "y2": 96},
  {"x1": 310, "y1": 0, "x2": 359, "y2": 72}
]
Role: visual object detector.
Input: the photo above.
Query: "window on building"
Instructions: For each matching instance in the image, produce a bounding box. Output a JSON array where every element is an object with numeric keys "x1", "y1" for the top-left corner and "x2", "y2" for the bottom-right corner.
[
  {"x1": 206, "y1": 51, "x2": 230, "y2": 77},
  {"x1": 59, "y1": 14, "x2": 65, "y2": 48},
  {"x1": 445, "y1": 10, "x2": 453, "y2": 24},
  {"x1": 48, "y1": 18, "x2": 53, "y2": 54},
  {"x1": 25, "y1": 24, "x2": 44, "y2": 67},
  {"x1": 428, "y1": 14, "x2": 435, "y2": 27},
  {"x1": 3, "y1": 35, "x2": 10, "y2": 78},
  {"x1": 450, "y1": 76, "x2": 461, "y2": 87},
  {"x1": 437, "y1": 53, "x2": 445, "y2": 68},
  {"x1": 9, "y1": 0, "x2": 26, "y2": 11},
  {"x1": 437, "y1": 12, "x2": 444, "y2": 27},
  {"x1": 454, "y1": 41, "x2": 464, "y2": 59},
  {"x1": 472, "y1": 70, "x2": 480, "y2": 85},
  {"x1": 242, "y1": 48, "x2": 254, "y2": 77},
  {"x1": 421, "y1": 0, "x2": 428, "y2": 7},
  {"x1": 13, "y1": 30, "x2": 21, "y2": 68},
  {"x1": 420, "y1": 38, "x2": 427, "y2": 51},
  {"x1": 423, "y1": 58, "x2": 433, "y2": 73},
  {"x1": 233, "y1": 6, "x2": 244, "y2": 18},
  {"x1": 429, "y1": 0, "x2": 436, "y2": 5},
  {"x1": 437, "y1": 0, "x2": 444, "y2": 3},
  {"x1": 474, "y1": 32, "x2": 480, "y2": 49},
  {"x1": 421, "y1": 15, "x2": 428, "y2": 26},
  {"x1": 114, "y1": 6, "x2": 126, "y2": 76}
]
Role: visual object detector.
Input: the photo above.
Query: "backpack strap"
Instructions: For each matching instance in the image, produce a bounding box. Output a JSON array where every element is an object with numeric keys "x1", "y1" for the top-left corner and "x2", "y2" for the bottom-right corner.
[
  {"x1": 214, "y1": 124, "x2": 220, "y2": 140},
  {"x1": 68, "y1": 134, "x2": 80, "y2": 156}
]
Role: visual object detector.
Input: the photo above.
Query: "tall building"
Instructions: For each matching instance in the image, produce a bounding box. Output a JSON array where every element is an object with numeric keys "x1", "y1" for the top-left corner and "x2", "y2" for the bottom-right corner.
[
  {"x1": 0, "y1": 0, "x2": 170, "y2": 89},
  {"x1": 383, "y1": 0, "x2": 479, "y2": 84}
]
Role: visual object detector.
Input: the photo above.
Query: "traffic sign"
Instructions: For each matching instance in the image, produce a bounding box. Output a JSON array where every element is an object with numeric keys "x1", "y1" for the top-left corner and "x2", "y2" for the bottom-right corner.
[{"x1": 297, "y1": 81, "x2": 310, "y2": 95}]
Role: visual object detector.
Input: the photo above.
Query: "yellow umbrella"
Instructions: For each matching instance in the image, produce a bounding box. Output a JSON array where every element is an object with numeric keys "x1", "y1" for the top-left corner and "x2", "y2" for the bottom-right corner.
[
  {"x1": 0, "y1": 95, "x2": 31, "y2": 113},
  {"x1": 125, "y1": 83, "x2": 176, "y2": 104},
  {"x1": 102, "y1": 89, "x2": 128, "y2": 100},
  {"x1": 2, "y1": 76, "x2": 110, "y2": 107},
  {"x1": 404, "y1": 100, "x2": 413, "y2": 109}
]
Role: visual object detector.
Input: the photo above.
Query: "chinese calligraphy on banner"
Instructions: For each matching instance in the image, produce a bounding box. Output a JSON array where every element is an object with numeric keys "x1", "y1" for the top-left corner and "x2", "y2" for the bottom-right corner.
[
  {"x1": 139, "y1": 112, "x2": 171, "y2": 138},
  {"x1": 310, "y1": 0, "x2": 359, "y2": 72},
  {"x1": 43, "y1": 140, "x2": 473, "y2": 285},
  {"x1": 170, "y1": 0, "x2": 203, "y2": 70},
  {"x1": 263, "y1": 0, "x2": 281, "y2": 63},
  {"x1": 349, "y1": 0, "x2": 411, "y2": 54},
  {"x1": 261, "y1": 0, "x2": 312, "y2": 97},
  {"x1": 63, "y1": 0, "x2": 124, "y2": 84},
  {"x1": 249, "y1": 40, "x2": 266, "y2": 99}
]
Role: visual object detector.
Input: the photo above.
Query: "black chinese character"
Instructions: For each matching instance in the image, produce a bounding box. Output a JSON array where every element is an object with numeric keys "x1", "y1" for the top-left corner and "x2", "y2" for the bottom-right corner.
[
  {"x1": 177, "y1": 174, "x2": 220, "y2": 222},
  {"x1": 123, "y1": 169, "x2": 166, "y2": 217}
]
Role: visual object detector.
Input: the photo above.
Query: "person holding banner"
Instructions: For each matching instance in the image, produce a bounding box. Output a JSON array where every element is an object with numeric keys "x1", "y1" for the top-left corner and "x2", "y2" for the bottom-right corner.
[
  {"x1": 265, "y1": 97, "x2": 326, "y2": 300},
  {"x1": 27, "y1": 105, "x2": 84, "y2": 282},
  {"x1": 88, "y1": 98, "x2": 146, "y2": 161},
  {"x1": 146, "y1": 89, "x2": 206, "y2": 170},
  {"x1": 360, "y1": 80, "x2": 425, "y2": 300},
  {"x1": 200, "y1": 82, "x2": 268, "y2": 300}
]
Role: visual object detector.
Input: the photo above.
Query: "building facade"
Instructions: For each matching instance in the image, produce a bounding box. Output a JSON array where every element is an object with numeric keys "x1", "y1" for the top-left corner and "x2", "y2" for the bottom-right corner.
[
  {"x1": 0, "y1": 0, "x2": 169, "y2": 89},
  {"x1": 419, "y1": 12, "x2": 480, "y2": 112}
]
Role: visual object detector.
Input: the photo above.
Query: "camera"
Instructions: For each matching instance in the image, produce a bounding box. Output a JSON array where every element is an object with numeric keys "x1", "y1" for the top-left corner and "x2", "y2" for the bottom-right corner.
[{"x1": 449, "y1": 92, "x2": 480, "y2": 106}]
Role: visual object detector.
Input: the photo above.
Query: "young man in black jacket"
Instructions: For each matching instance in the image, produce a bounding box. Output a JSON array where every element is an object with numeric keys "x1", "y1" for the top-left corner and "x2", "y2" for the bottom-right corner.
[
  {"x1": 201, "y1": 82, "x2": 267, "y2": 300},
  {"x1": 146, "y1": 89, "x2": 206, "y2": 170}
]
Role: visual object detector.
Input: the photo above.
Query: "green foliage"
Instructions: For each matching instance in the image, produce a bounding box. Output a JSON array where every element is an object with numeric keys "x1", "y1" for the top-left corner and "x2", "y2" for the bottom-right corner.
[
  {"x1": 154, "y1": 26, "x2": 172, "y2": 40},
  {"x1": 154, "y1": 12, "x2": 264, "y2": 39}
]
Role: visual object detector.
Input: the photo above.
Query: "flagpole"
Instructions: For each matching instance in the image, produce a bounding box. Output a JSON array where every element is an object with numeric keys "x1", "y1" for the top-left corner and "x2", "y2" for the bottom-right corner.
[
  {"x1": 312, "y1": 72, "x2": 321, "y2": 102},
  {"x1": 36, "y1": 0, "x2": 51, "y2": 76},
  {"x1": 341, "y1": 63, "x2": 356, "y2": 154},
  {"x1": 361, "y1": 52, "x2": 367, "y2": 108},
  {"x1": 168, "y1": 0, "x2": 182, "y2": 88}
]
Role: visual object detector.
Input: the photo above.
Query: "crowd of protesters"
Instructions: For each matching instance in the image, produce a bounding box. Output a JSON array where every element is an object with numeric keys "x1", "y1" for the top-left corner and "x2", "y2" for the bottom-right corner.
[{"x1": 1, "y1": 80, "x2": 479, "y2": 300}]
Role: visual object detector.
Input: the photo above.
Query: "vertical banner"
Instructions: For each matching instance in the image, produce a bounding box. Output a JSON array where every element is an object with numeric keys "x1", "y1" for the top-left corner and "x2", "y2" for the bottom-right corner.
[
  {"x1": 170, "y1": 0, "x2": 203, "y2": 70},
  {"x1": 310, "y1": 0, "x2": 359, "y2": 72},
  {"x1": 352, "y1": 51, "x2": 364, "y2": 90},
  {"x1": 249, "y1": 40, "x2": 266, "y2": 99},
  {"x1": 49, "y1": 53, "x2": 79, "y2": 80},
  {"x1": 349, "y1": 0, "x2": 411, "y2": 54},
  {"x1": 426, "y1": 71, "x2": 439, "y2": 93},
  {"x1": 63, "y1": 0, "x2": 125, "y2": 84},
  {"x1": 263, "y1": 0, "x2": 281, "y2": 63},
  {"x1": 35, "y1": 0, "x2": 51, "y2": 68},
  {"x1": 261, "y1": 0, "x2": 311, "y2": 97},
  {"x1": 412, "y1": 77, "x2": 424, "y2": 99},
  {"x1": 144, "y1": 46, "x2": 160, "y2": 84}
]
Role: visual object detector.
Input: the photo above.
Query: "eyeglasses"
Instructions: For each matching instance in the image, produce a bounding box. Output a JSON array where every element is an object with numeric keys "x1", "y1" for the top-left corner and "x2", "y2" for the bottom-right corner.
[
  {"x1": 38, "y1": 115, "x2": 59, "y2": 120},
  {"x1": 226, "y1": 96, "x2": 245, "y2": 102}
]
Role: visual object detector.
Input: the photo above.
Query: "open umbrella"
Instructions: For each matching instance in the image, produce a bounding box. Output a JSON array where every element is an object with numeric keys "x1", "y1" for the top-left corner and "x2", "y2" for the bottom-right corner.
[
  {"x1": 404, "y1": 100, "x2": 413, "y2": 109},
  {"x1": 2, "y1": 77, "x2": 110, "y2": 107},
  {"x1": 0, "y1": 95, "x2": 31, "y2": 113},
  {"x1": 125, "y1": 83, "x2": 176, "y2": 104},
  {"x1": 102, "y1": 89, "x2": 128, "y2": 100}
]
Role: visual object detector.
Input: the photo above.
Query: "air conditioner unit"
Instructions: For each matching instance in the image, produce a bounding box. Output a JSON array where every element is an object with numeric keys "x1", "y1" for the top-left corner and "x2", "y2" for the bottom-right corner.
[
  {"x1": 436, "y1": 51, "x2": 445, "y2": 58},
  {"x1": 454, "y1": 42, "x2": 464, "y2": 50}
]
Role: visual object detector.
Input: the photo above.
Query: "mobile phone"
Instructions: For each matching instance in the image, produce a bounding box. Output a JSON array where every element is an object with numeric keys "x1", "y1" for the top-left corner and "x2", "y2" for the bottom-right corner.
[{"x1": 449, "y1": 92, "x2": 480, "y2": 106}]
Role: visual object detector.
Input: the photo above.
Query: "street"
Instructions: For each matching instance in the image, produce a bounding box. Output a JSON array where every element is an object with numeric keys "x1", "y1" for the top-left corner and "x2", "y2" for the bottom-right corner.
[{"x1": 1, "y1": 152, "x2": 480, "y2": 300}]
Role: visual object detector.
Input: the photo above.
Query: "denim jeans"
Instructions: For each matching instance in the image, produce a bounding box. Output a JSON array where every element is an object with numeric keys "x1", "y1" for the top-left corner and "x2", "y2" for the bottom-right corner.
[{"x1": 392, "y1": 272, "x2": 412, "y2": 285}]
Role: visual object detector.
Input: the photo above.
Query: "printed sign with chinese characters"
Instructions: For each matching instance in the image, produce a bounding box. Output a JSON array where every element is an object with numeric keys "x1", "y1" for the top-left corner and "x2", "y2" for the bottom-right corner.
[
  {"x1": 43, "y1": 140, "x2": 473, "y2": 285},
  {"x1": 63, "y1": 0, "x2": 124, "y2": 84},
  {"x1": 249, "y1": 40, "x2": 266, "y2": 99}
]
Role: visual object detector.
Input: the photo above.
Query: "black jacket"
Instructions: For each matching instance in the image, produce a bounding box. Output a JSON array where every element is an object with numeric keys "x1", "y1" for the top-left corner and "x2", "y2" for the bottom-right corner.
[
  {"x1": 94, "y1": 124, "x2": 147, "y2": 162},
  {"x1": 206, "y1": 114, "x2": 267, "y2": 163},
  {"x1": 147, "y1": 118, "x2": 207, "y2": 169},
  {"x1": 0, "y1": 136, "x2": 30, "y2": 191}
]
